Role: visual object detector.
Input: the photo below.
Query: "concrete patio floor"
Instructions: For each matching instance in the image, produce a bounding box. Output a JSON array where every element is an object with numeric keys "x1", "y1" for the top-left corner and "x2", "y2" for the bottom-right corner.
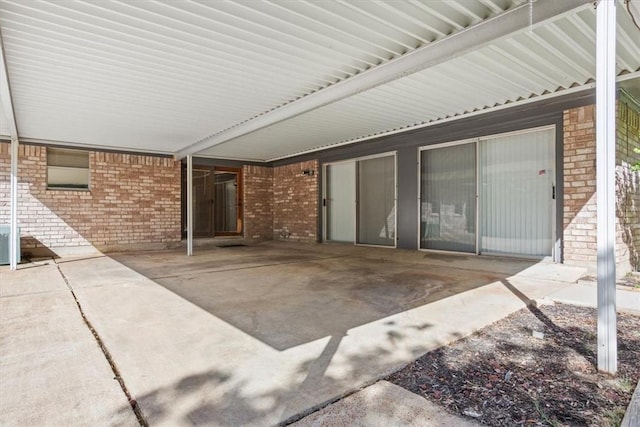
[{"x1": 1, "y1": 241, "x2": 588, "y2": 426}]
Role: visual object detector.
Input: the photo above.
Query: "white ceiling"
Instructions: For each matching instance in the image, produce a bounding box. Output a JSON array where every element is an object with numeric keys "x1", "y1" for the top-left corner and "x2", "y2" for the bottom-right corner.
[{"x1": 0, "y1": 0, "x2": 639, "y2": 161}]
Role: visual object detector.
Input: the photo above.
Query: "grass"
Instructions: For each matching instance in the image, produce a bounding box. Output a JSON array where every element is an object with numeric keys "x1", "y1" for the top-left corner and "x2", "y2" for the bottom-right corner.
[
  {"x1": 617, "y1": 377, "x2": 635, "y2": 393},
  {"x1": 601, "y1": 407, "x2": 627, "y2": 427}
]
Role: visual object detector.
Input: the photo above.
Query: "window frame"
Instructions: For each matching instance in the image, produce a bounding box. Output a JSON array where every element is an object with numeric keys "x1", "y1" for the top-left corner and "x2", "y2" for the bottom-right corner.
[{"x1": 46, "y1": 147, "x2": 91, "y2": 190}]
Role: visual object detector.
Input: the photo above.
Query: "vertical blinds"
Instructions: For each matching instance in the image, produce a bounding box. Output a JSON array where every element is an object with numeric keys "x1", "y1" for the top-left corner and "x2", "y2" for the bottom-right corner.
[
  {"x1": 420, "y1": 126, "x2": 555, "y2": 257},
  {"x1": 420, "y1": 143, "x2": 476, "y2": 252},
  {"x1": 357, "y1": 155, "x2": 396, "y2": 246},
  {"x1": 480, "y1": 129, "x2": 554, "y2": 257},
  {"x1": 325, "y1": 154, "x2": 396, "y2": 247}
]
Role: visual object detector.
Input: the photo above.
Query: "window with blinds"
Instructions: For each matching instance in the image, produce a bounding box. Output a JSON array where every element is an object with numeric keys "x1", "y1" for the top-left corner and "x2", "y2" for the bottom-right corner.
[{"x1": 47, "y1": 148, "x2": 90, "y2": 189}]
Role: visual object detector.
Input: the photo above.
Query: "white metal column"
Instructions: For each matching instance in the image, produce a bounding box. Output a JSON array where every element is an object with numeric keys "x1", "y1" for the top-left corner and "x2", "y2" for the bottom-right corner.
[
  {"x1": 186, "y1": 154, "x2": 194, "y2": 256},
  {"x1": 9, "y1": 138, "x2": 18, "y2": 270},
  {"x1": 596, "y1": 0, "x2": 617, "y2": 374},
  {"x1": 1, "y1": 30, "x2": 20, "y2": 270}
]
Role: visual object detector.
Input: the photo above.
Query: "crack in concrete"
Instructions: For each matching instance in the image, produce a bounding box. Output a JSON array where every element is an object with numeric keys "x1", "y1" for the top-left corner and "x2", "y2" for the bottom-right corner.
[{"x1": 54, "y1": 260, "x2": 148, "y2": 426}]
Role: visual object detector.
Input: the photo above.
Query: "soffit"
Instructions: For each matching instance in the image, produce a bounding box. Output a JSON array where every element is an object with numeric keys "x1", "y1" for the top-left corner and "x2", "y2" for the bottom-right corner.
[{"x1": 198, "y1": 3, "x2": 640, "y2": 161}]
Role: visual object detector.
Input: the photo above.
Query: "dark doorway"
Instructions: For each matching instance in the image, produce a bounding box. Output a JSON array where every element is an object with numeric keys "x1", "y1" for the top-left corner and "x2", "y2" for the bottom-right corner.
[
  {"x1": 191, "y1": 166, "x2": 243, "y2": 237},
  {"x1": 212, "y1": 167, "x2": 243, "y2": 236}
]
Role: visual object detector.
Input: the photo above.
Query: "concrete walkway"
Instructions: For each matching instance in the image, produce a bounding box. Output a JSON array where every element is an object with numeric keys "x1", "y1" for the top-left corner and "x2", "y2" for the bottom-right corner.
[
  {"x1": 0, "y1": 260, "x2": 138, "y2": 426},
  {"x1": 291, "y1": 381, "x2": 480, "y2": 427},
  {"x1": 545, "y1": 281, "x2": 639, "y2": 313},
  {"x1": 1, "y1": 242, "x2": 593, "y2": 426}
]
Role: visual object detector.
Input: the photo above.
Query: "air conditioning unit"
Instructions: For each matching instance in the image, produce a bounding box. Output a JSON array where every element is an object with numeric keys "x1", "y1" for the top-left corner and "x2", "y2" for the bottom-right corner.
[{"x1": 0, "y1": 225, "x2": 20, "y2": 265}]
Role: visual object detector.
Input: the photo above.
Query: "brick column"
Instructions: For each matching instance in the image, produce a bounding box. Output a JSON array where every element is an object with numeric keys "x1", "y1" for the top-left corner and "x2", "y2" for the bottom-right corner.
[
  {"x1": 563, "y1": 105, "x2": 597, "y2": 267},
  {"x1": 243, "y1": 165, "x2": 274, "y2": 240}
]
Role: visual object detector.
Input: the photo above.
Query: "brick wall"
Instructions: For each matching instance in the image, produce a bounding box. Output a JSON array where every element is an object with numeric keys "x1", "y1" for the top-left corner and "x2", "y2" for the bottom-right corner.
[
  {"x1": 243, "y1": 165, "x2": 273, "y2": 240},
  {"x1": 563, "y1": 99, "x2": 640, "y2": 273},
  {"x1": 0, "y1": 143, "x2": 181, "y2": 256},
  {"x1": 272, "y1": 160, "x2": 318, "y2": 242}
]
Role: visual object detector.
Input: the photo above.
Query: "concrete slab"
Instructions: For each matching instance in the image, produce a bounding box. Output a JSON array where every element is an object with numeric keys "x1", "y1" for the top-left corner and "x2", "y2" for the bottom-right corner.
[
  {"x1": 545, "y1": 283, "x2": 640, "y2": 313},
  {"x1": 0, "y1": 259, "x2": 63, "y2": 298},
  {"x1": 290, "y1": 380, "x2": 479, "y2": 427},
  {"x1": 0, "y1": 263, "x2": 138, "y2": 427},
  {"x1": 53, "y1": 241, "x2": 582, "y2": 426}
]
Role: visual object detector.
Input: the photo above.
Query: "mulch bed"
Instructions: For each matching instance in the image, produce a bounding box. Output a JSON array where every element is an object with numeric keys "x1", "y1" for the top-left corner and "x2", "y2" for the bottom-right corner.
[{"x1": 387, "y1": 303, "x2": 640, "y2": 426}]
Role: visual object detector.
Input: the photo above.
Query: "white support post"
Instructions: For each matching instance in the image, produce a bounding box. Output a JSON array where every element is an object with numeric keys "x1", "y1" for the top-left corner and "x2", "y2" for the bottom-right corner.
[
  {"x1": 186, "y1": 155, "x2": 193, "y2": 256},
  {"x1": 596, "y1": 0, "x2": 617, "y2": 374},
  {"x1": 9, "y1": 138, "x2": 18, "y2": 270},
  {"x1": 1, "y1": 31, "x2": 20, "y2": 270}
]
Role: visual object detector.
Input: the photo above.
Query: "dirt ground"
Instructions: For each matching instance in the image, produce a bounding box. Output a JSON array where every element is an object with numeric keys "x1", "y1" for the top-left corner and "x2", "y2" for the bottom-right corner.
[{"x1": 387, "y1": 303, "x2": 640, "y2": 426}]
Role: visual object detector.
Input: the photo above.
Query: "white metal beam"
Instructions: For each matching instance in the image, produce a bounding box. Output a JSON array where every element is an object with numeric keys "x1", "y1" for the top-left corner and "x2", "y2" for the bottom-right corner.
[
  {"x1": 175, "y1": 0, "x2": 591, "y2": 159},
  {"x1": 186, "y1": 154, "x2": 193, "y2": 257},
  {"x1": 1, "y1": 29, "x2": 20, "y2": 271},
  {"x1": 596, "y1": 0, "x2": 617, "y2": 374}
]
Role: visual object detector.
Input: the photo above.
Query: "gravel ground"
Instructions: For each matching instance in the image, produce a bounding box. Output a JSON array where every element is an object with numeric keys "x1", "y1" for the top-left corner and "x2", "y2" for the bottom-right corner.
[{"x1": 387, "y1": 303, "x2": 640, "y2": 426}]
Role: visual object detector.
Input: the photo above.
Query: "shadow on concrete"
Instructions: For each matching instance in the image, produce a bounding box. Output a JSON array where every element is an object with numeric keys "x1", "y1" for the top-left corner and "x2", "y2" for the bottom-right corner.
[
  {"x1": 90, "y1": 243, "x2": 566, "y2": 426},
  {"x1": 18, "y1": 236, "x2": 59, "y2": 262},
  {"x1": 108, "y1": 323, "x2": 440, "y2": 426},
  {"x1": 109, "y1": 244, "x2": 535, "y2": 351}
]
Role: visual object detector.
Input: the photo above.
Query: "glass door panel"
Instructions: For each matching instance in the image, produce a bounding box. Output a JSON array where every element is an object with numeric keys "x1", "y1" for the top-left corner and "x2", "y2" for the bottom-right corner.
[
  {"x1": 357, "y1": 156, "x2": 396, "y2": 246},
  {"x1": 325, "y1": 162, "x2": 355, "y2": 242},
  {"x1": 479, "y1": 129, "x2": 554, "y2": 256},
  {"x1": 214, "y1": 171, "x2": 238, "y2": 234},
  {"x1": 420, "y1": 144, "x2": 476, "y2": 252},
  {"x1": 193, "y1": 167, "x2": 213, "y2": 237}
]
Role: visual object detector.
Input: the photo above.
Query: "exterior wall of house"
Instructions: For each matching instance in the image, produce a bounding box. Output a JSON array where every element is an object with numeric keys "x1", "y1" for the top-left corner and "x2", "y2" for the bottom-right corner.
[
  {"x1": 0, "y1": 142, "x2": 181, "y2": 256},
  {"x1": 562, "y1": 98, "x2": 640, "y2": 273},
  {"x1": 243, "y1": 165, "x2": 274, "y2": 240},
  {"x1": 272, "y1": 160, "x2": 318, "y2": 242}
]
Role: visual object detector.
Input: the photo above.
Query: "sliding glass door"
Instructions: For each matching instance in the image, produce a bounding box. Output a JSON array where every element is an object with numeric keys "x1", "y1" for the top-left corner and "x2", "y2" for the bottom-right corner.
[
  {"x1": 324, "y1": 153, "x2": 396, "y2": 247},
  {"x1": 420, "y1": 127, "x2": 555, "y2": 258}
]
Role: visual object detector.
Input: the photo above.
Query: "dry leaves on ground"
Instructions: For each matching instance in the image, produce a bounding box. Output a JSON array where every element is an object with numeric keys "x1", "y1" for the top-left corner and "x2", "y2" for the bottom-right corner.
[{"x1": 387, "y1": 303, "x2": 640, "y2": 426}]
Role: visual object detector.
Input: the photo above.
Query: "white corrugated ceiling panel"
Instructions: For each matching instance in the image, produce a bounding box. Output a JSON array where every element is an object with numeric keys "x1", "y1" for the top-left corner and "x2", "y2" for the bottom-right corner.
[
  {"x1": 198, "y1": 3, "x2": 640, "y2": 161},
  {"x1": 0, "y1": 0, "x2": 528, "y2": 152}
]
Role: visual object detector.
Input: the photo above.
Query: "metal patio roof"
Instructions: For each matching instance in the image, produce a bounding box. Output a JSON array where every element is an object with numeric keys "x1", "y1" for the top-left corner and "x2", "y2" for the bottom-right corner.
[{"x1": 0, "y1": 0, "x2": 639, "y2": 161}]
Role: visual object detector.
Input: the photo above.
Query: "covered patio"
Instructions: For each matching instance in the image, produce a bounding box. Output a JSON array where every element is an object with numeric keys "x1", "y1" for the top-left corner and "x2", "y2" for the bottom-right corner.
[{"x1": 1, "y1": 1, "x2": 639, "y2": 424}]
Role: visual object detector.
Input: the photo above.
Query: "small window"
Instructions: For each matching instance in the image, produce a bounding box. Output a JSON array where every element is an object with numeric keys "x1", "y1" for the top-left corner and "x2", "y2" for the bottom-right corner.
[{"x1": 47, "y1": 148, "x2": 90, "y2": 189}]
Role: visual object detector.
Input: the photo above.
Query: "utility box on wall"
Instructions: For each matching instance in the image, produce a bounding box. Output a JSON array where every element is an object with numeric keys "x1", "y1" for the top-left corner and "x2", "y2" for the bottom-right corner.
[{"x1": 0, "y1": 225, "x2": 20, "y2": 265}]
